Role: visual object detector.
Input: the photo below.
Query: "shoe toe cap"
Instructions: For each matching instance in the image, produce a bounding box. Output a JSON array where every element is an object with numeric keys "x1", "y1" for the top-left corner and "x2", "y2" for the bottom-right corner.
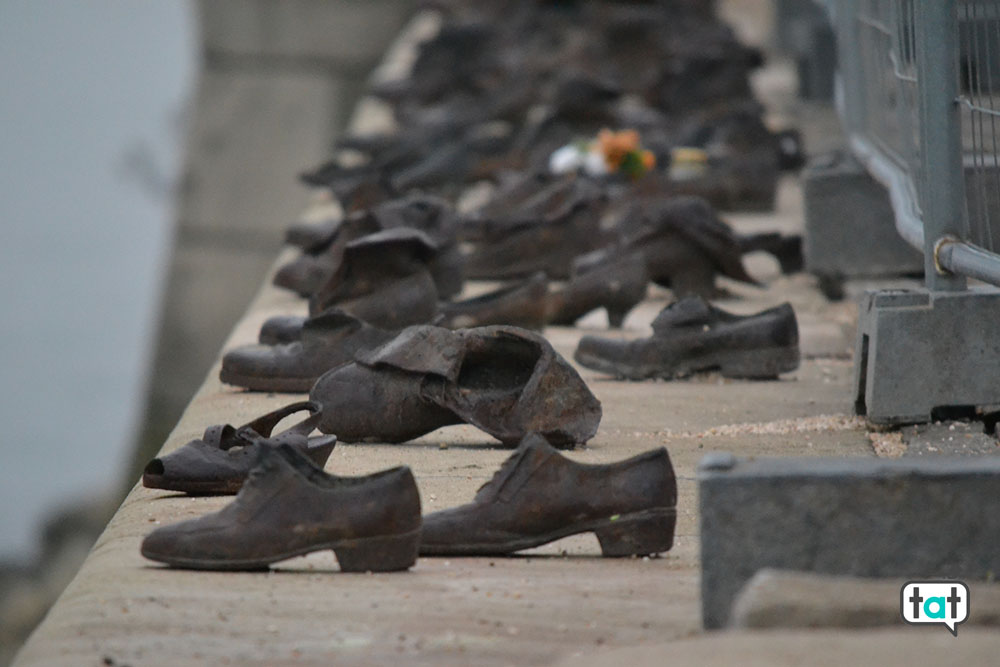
[{"x1": 574, "y1": 335, "x2": 630, "y2": 365}]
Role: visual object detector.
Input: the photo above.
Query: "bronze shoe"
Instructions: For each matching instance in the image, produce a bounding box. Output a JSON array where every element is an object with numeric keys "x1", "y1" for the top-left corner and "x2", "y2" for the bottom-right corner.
[
  {"x1": 574, "y1": 297, "x2": 800, "y2": 380},
  {"x1": 575, "y1": 196, "x2": 757, "y2": 298},
  {"x1": 462, "y1": 175, "x2": 612, "y2": 280},
  {"x1": 546, "y1": 250, "x2": 649, "y2": 328},
  {"x1": 142, "y1": 401, "x2": 336, "y2": 495},
  {"x1": 308, "y1": 227, "x2": 441, "y2": 329},
  {"x1": 310, "y1": 325, "x2": 601, "y2": 447},
  {"x1": 141, "y1": 444, "x2": 421, "y2": 571},
  {"x1": 220, "y1": 310, "x2": 396, "y2": 393},
  {"x1": 420, "y1": 433, "x2": 676, "y2": 556},
  {"x1": 438, "y1": 273, "x2": 549, "y2": 330}
]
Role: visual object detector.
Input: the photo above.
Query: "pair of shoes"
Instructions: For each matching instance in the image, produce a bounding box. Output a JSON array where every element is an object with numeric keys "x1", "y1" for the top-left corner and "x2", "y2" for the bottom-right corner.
[
  {"x1": 574, "y1": 296, "x2": 800, "y2": 380},
  {"x1": 140, "y1": 433, "x2": 676, "y2": 570}
]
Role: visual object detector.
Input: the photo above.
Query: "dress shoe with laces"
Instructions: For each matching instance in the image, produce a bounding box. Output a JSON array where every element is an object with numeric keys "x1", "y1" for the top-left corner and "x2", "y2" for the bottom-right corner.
[
  {"x1": 141, "y1": 444, "x2": 421, "y2": 572},
  {"x1": 420, "y1": 433, "x2": 676, "y2": 557}
]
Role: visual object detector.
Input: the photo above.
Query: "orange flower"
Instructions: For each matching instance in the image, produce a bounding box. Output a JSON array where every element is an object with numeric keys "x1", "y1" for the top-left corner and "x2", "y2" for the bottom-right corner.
[
  {"x1": 597, "y1": 128, "x2": 641, "y2": 170},
  {"x1": 640, "y1": 149, "x2": 656, "y2": 170}
]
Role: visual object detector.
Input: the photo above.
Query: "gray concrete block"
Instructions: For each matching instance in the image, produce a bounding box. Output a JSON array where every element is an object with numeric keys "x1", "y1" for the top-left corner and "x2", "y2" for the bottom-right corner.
[
  {"x1": 730, "y1": 569, "x2": 1000, "y2": 629},
  {"x1": 199, "y1": 0, "x2": 415, "y2": 66},
  {"x1": 177, "y1": 69, "x2": 339, "y2": 236},
  {"x1": 803, "y1": 151, "x2": 924, "y2": 280},
  {"x1": 853, "y1": 287, "x2": 1000, "y2": 425},
  {"x1": 698, "y1": 453, "x2": 1000, "y2": 629}
]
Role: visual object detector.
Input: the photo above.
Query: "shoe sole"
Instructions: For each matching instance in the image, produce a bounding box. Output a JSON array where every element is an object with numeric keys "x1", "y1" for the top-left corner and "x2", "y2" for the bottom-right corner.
[
  {"x1": 575, "y1": 345, "x2": 799, "y2": 381},
  {"x1": 218, "y1": 368, "x2": 315, "y2": 393},
  {"x1": 142, "y1": 527, "x2": 421, "y2": 572},
  {"x1": 420, "y1": 507, "x2": 676, "y2": 557},
  {"x1": 142, "y1": 475, "x2": 242, "y2": 495}
]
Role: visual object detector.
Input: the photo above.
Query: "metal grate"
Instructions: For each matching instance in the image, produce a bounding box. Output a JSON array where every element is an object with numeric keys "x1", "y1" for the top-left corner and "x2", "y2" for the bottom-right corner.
[
  {"x1": 959, "y1": 0, "x2": 1000, "y2": 253},
  {"x1": 832, "y1": 0, "x2": 1000, "y2": 287}
]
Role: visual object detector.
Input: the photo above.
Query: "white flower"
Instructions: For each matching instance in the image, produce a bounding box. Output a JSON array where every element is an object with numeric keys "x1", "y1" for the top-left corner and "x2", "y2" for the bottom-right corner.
[{"x1": 549, "y1": 144, "x2": 585, "y2": 174}]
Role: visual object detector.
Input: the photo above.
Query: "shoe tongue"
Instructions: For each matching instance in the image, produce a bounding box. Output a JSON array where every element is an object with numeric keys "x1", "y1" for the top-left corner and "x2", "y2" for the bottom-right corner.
[
  {"x1": 356, "y1": 325, "x2": 465, "y2": 381},
  {"x1": 475, "y1": 434, "x2": 554, "y2": 503},
  {"x1": 651, "y1": 297, "x2": 713, "y2": 333},
  {"x1": 244, "y1": 444, "x2": 289, "y2": 484}
]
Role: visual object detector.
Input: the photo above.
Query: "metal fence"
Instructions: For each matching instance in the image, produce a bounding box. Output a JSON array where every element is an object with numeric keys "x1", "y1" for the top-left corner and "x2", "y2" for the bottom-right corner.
[{"x1": 830, "y1": 0, "x2": 1000, "y2": 288}]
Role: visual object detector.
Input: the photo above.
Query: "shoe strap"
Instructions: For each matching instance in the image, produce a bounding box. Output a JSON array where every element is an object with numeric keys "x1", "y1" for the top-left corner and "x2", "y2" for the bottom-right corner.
[{"x1": 237, "y1": 401, "x2": 322, "y2": 439}]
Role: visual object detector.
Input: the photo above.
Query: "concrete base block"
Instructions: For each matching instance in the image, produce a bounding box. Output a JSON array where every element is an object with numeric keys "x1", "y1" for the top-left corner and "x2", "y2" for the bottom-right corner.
[
  {"x1": 730, "y1": 569, "x2": 1000, "y2": 629},
  {"x1": 698, "y1": 453, "x2": 1000, "y2": 629},
  {"x1": 803, "y1": 152, "x2": 924, "y2": 282},
  {"x1": 854, "y1": 287, "x2": 1000, "y2": 425}
]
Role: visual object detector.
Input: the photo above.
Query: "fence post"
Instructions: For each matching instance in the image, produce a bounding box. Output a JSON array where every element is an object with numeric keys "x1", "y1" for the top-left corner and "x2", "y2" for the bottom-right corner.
[
  {"x1": 837, "y1": 0, "x2": 865, "y2": 134},
  {"x1": 915, "y1": 0, "x2": 967, "y2": 291}
]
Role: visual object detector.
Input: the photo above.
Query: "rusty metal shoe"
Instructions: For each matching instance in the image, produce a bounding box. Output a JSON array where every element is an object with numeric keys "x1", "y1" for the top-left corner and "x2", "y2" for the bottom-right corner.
[
  {"x1": 462, "y1": 175, "x2": 613, "y2": 280},
  {"x1": 438, "y1": 273, "x2": 549, "y2": 330},
  {"x1": 274, "y1": 212, "x2": 376, "y2": 298},
  {"x1": 308, "y1": 227, "x2": 441, "y2": 328},
  {"x1": 141, "y1": 444, "x2": 421, "y2": 571},
  {"x1": 574, "y1": 297, "x2": 800, "y2": 380},
  {"x1": 357, "y1": 194, "x2": 465, "y2": 298},
  {"x1": 142, "y1": 401, "x2": 336, "y2": 495},
  {"x1": 273, "y1": 251, "x2": 341, "y2": 298},
  {"x1": 310, "y1": 325, "x2": 602, "y2": 447},
  {"x1": 220, "y1": 310, "x2": 397, "y2": 393},
  {"x1": 259, "y1": 314, "x2": 308, "y2": 346},
  {"x1": 420, "y1": 433, "x2": 676, "y2": 556},
  {"x1": 546, "y1": 250, "x2": 649, "y2": 328},
  {"x1": 574, "y1": 196, "x2": 757, "y2": 298},
  {"x1": 285, "y1": 218, "x2": 340, "y2": 253}
]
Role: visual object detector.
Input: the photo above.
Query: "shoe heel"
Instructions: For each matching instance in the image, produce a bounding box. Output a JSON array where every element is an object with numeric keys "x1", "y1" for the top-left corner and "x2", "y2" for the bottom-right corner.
[
  {"x1": 594, "y1": 508, "x2": 676, "y2": 557},
  {"x1": 606, "y1": 306, "x2": 628, "y2": 329},
  {"x1": 334, "y1": 528, "x2": 420, "y2": 572}
]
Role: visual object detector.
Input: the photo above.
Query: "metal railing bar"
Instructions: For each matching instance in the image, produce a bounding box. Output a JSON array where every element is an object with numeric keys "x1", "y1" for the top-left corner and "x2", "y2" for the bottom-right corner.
[
  {"x1": 970, "y1": 4, "x2": 994, "y2": 250},
  {"x1": 957, "y1": 96, "x2": 1000, "y2": 118},
  {"x1": 986, "y1": 17, "x2": 1000, "y2": 255},
  {"x1": 936, "y1": 237, "x2": 1000, "y2": 286},
  {"x1": 966, "y1": 2, "x2": 993, "y2": 250},
  {"x1": 857, "y1": 14, "x2": 894, "y2": 36},
  {"x1": 848, "y1": 132, "x2": 926, "y2": 249}
]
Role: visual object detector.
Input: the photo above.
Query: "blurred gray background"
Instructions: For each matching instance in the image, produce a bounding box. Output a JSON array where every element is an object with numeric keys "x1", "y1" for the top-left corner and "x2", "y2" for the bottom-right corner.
[{"x1": 0, "y1": 0, "x2": 197, "y2": 563}]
